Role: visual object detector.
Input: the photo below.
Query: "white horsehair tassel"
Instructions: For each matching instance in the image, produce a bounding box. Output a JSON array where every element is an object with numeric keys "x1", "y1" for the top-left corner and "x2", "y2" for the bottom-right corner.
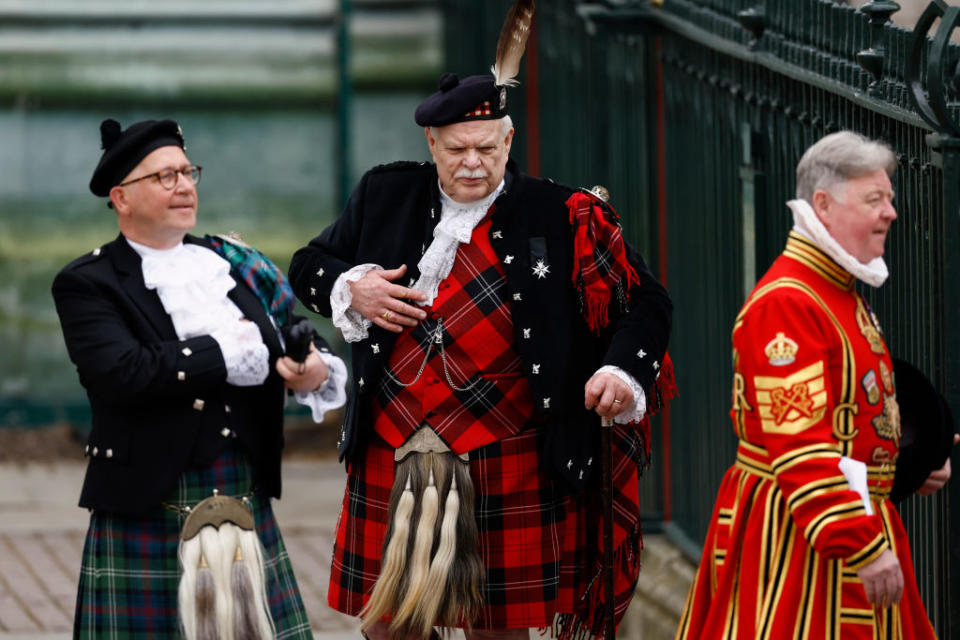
[
  {"x1": 178, "y1": 535, "x2": 202, "y2": 640},
  {"x1": 237, "y1": 528, "x2": 274, "y2": 639},
  {"x1": 231, "y1": 528, "x2": 275, "y2": 640},
  {"x1": 194, "y1": 548, "x2": 220, "y2": 640},
  {"x1": 177, "y1": 494, "x2": 271, "y2": 640},
  {"x1": 200, "y1": 524, "x2": 232, "y2": 639},
  {"x1": 360, "y1": 472, "x2": 415, "y2": 631},
  {"x1": 392, "y1": 467, "x2": 439, "y2": 631},
  {"x1": 413, "y1": 472, "x2": 460, "y2": 635}
]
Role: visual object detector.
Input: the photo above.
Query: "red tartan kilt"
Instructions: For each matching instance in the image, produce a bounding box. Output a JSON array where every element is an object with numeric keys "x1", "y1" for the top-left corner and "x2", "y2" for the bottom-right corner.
[
  {"x1": 328, "y1": 425, "x2": 566, "y2": 630},
  {"x1": 327, "y1": 422, "x2": 644, "y2": 634}
]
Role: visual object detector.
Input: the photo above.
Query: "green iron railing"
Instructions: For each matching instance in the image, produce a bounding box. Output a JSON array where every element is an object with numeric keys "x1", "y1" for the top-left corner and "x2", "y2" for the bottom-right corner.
[{"x1": 445, "y1": 0, "x2": 960, "y2": 635}]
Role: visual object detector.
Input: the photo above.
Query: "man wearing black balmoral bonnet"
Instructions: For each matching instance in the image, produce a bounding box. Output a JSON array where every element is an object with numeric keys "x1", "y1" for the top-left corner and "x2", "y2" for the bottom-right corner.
[
  {"x1": 52, "y1": 118, "x2": 347, "y2": 638},
  {"x1": 288, "y1": 3, "x2": 674, "y2": 638}
]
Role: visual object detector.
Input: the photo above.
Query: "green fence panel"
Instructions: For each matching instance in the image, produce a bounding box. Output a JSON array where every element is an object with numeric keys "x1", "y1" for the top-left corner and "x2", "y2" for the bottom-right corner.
[
  {"x1": 658, "y1": 32, "x2": 748, "y2": 550},
  {"x1": 443, "y1": 0, "x2": 960, "y2": 634}
]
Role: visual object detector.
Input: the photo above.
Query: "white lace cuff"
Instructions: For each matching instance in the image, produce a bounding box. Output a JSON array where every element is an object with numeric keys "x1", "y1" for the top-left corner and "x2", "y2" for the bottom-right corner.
[
  {"x1": 294, "y1": 352, "x2": 349, "y2": 423},
  {"x1": 596, "y1": 365, "x2": 646, "y2": 424},
  {"x1": 331, "y1": 263, "x2": 381, "y2": 343},
  {"x1": 212, "y1": 321, "x2": 270, "y2": 387}
]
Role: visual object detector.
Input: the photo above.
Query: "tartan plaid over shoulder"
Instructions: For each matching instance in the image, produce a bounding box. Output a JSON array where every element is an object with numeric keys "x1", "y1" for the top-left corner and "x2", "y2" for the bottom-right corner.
[{"x1": 206, "y1": 233, "x2": 296, "y2": 327}]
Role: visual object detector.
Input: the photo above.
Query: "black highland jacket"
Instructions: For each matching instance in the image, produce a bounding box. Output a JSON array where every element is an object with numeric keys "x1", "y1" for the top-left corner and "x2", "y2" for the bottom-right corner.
[
  {"x1": 52, "y1": 234, "x2": 325, "y2": 514},
  {"x1": 289, "y1": 160, "x2": 671, "y2": 491}
]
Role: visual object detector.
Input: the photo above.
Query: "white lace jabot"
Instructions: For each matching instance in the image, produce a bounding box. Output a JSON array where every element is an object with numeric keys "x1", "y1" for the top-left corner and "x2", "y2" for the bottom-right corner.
[
  {"x1": 787, "y1": 198, "x2": 889, "y2": 287},
  {"x1": 413, "y1": 179, "x2": 506, "y2": 306},
  {"x1": 330, "y1": 179, "x2": 505, "y2": 342},
  {"x1": 130, "y1": 240, "x2": 239, "y2": 338},
  {"x1": 127, "y1": 238, "x2": 269, "y2": 386},
  {"x1": 127, "y1": 237, "x2": 346, "y2": 418},
  {"x1": 325, "y1": 181, "x2": 644, "y2": 424}
]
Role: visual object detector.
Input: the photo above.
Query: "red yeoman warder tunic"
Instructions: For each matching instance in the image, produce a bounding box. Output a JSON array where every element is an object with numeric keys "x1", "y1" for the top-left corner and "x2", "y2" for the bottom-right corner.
[
  {"x1": 676, "y1": 232, "x2": 936, "y2": 640},
  {"x1": 328, "y1": 212, "x2": 645, "y2": 632}
]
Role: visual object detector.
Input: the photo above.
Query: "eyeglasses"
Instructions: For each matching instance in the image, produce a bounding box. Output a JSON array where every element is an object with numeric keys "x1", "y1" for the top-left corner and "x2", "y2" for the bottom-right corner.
[{"x1": 118, "y1": 165, "x2": 202, "y2": 190}]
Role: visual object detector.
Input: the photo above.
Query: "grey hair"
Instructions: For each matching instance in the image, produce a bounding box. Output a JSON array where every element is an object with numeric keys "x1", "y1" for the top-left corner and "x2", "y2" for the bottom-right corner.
[
  {"x1": 795, "y1": 131, "x2": 896, "y2": 203},
  {"x1": 425, "y1": 114, "x2": 514, "y2": 140}
]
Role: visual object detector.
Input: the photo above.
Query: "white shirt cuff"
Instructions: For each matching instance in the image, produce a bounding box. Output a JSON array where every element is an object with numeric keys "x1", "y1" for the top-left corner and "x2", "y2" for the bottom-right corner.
[
  {"x1": 331, "y1": 263, "x2": 381, "y2": 343},
  {"x1": 293, "y1": 352, "x2": 349, "y2": 423},
  {"x1": 212, "y1": 321, "x2": 270, "y2": 387},
  {"x1": 596, "y1": 365, "x2": 646, "y2": 424}
]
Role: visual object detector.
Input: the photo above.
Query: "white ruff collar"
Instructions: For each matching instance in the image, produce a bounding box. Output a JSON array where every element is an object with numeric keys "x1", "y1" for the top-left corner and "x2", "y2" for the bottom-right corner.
[
  {"x1": 126, "y1": 237, "x2": 239, "y2": 339},
  {"x1": 786, "y1": 198, "x2": 888, "y2": 288}
]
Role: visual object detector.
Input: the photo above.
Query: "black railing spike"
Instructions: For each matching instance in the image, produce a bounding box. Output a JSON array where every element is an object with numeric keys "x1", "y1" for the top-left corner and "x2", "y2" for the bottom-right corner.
[
  {"x1": 860, "y1": 0, "x2": 902, "y2": 24},
  {"x1": 856, "y1": 1, "x2": 901, "y2": 99},
  {"x1": 906, "y1": 1, "x2": 960, "y2": 136},
  {"x1": 736, "y1": 5, "x2": 765, "y2": 48},
  {"x1": 949, "y1": 54, "x2": 960, "y2": 97}
]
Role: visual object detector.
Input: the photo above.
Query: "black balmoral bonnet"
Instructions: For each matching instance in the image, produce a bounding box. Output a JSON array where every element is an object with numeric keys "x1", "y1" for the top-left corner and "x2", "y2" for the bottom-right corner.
[{"x1": 89, "y1": 119, "x2": 185, "y2": 197}]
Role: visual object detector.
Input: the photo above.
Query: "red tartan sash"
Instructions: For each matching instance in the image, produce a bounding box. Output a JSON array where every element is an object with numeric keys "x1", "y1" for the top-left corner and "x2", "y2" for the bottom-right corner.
[
  {"x1": 566, "y1": 191, "x2": 641, "y2": 334},
  {"x1": 372, "y1": 215, "x2": 535, "y2": 455}
]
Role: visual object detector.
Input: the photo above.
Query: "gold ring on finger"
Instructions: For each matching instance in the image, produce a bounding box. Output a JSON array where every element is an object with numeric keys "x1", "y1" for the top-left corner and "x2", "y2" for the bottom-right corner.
[
  {"x1": 382, "y1": 310, "x2": 391, "y2": 321},
  {"x1": 613, "y1": 398, "x2": 623, "y2": 404}
]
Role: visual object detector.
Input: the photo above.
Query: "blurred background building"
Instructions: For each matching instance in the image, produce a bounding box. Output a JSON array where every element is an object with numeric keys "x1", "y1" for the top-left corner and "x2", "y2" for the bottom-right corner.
[
  {"x1": 0, "y1": 0, "x2": 440, "y2": 438},
  {"x1": 3, "y1": 1, "x2": 960, "y2": 637}
]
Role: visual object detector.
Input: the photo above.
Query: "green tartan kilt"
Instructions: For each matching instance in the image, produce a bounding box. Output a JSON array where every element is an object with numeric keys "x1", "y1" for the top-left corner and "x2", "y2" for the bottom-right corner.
[{"x1": 73, "y1": 443, "x2": 312, "y2": 640}]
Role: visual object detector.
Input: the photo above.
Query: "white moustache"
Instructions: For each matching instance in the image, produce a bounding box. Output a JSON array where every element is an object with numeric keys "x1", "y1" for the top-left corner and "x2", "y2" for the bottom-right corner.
[{"x1": 454, "y1": 168, "x2": 488, "y2": 179}]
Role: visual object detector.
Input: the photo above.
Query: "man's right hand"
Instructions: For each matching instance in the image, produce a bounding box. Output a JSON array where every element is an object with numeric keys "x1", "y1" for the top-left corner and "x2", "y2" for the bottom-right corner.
[
  {"x1": 349, "y1": 264, "x2": 428, "y2": 333},
  {"x1": 856, "y1": 548, "x2": 903, "y2": 609}
]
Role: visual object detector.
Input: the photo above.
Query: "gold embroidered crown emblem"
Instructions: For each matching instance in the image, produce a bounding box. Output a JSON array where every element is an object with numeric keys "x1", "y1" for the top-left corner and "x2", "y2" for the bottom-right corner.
[{"x1": 764, "y1": 332, "x2": 799, "y2": 366}]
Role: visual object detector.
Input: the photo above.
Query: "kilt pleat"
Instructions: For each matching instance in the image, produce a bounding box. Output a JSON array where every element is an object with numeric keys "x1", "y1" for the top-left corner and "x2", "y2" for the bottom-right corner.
[
  {"x1": 73, "y1": 443, "x2": 312, "y2": 640},
  {"x1": 329, "y1": 423, "x2": 645, "y2": 636}
]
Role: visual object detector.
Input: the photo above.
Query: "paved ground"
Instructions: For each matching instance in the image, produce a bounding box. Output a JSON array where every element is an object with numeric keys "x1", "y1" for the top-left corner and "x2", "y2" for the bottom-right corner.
[
  {"x1": 0, "y1": 449, "x2": 692, "y2": 639},
  {"x1": 0, "y1": 457, "x2": 361, "y2": 639}
]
